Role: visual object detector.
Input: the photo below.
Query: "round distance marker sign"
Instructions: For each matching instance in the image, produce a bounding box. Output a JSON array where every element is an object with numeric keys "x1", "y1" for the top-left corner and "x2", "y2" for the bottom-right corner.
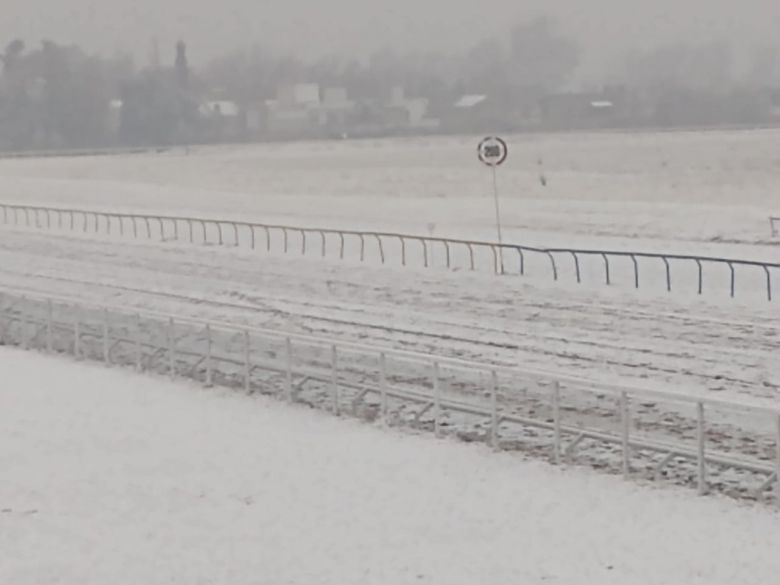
[{"x1": 477, "y1": 136, "x2": 509, "y2": 167}]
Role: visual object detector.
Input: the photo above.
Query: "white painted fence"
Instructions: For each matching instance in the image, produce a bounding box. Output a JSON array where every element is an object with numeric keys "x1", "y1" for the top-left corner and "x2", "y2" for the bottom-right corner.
[{"x1": 1, "y1": 286, "x2": 778, "y2": 506}]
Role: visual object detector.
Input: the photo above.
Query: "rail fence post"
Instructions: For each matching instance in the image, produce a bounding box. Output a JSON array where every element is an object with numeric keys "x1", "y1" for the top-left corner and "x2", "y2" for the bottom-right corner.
[
  {"x1": 490, "y1": 246, "x2": 500, "y2": 274},
  {"x1": 285, "y1": 337, "x2": 294, "y2": 402},
  {"x1": 490, "y1": 370, "x2": 499, "y2": 451},
  {"x1": 433, "y1": 362, "x2": 442, "y2": 438},
  {"x1": 553, "y1": 381, "x2": 562, "y2": 465},
  {"x1": 205, "y1": 324, "x2": 213, "y2": 387},
  {"x1": 546, "y1": 252, "x2": 558, "y2": 281},
  {"x1": 602, "y1": 253, "x2": 611, "y2": 285},
  {"x1": 571, "y1": 252, "x2": 582, "y2": 284},
  {"x1": 620, "y1": 391, "x2": 631, "y2": 479},
  {"x1": 102, "y1": 309, "x2": 110, "y2": 364},
  {"x1": 331, "y1": 344, "x2": 340, "y2": 415},
  {"x1": 376, "y1": 235, "x2": 386, "y2": 264},
  {"x1": 243, "y1": 330, "x2": 251, "y2": 393},
  {"x1": 728, "y1": 263, "x2": 736, "y2": 298},
  {"x1": 764, "y1": 267, "x2": 772, "y2": 302},
  {"x1": 697, "y1": 401, "x2": 708, "y2": 496},
  {"x1": 696, "y1": 260, "x2": 703, "y2": 295},
  {"x1": 663, "y1": 258, "x2": 671, "y2": 292}
]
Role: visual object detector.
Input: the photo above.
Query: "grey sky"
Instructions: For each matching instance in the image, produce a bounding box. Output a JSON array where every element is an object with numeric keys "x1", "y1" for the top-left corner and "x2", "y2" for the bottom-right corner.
[{"x1": 3, "y1": 0, "x2": 779, "y2": 78}]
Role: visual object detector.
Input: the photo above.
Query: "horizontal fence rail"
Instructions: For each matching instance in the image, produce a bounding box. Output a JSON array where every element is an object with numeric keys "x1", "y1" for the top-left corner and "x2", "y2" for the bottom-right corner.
[
  {"x1": 1, "y1": 202, "x2": 779, "y2": 301},
  {"x1": 1, "y1": 286, "x2": 779, "y2": 507}
]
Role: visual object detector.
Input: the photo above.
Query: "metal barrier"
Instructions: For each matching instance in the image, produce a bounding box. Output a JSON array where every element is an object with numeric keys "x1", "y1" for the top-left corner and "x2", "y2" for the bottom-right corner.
[
  {"x1": 1, "y1": 286, "x2": 779, "y2": 506},
  {"x1": 1, "y1": 202, "x2": 779, "y2": 301}
]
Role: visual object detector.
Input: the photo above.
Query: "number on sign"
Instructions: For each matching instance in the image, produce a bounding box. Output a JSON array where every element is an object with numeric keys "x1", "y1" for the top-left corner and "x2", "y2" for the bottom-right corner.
[{"x1": 477, "y1": 137, "x2": 508, "y2": 167}]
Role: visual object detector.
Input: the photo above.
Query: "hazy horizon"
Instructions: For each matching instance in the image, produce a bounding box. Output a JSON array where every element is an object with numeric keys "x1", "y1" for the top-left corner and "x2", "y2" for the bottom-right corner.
[{"x1": 4, "y1": 1, "x2": 780, "y2": 80}]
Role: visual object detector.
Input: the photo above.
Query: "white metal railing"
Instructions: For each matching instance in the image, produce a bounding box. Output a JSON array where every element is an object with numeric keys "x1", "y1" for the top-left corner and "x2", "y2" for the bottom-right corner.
[{"x1": 1, "y1": 286, "x2": 778, "y2": 506}]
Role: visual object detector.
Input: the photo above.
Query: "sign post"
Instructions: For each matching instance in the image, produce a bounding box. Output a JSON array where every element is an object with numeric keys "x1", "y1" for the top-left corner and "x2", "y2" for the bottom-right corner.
[{"x1": 477, "y1": 136, "x2": 509, "y2": 273}]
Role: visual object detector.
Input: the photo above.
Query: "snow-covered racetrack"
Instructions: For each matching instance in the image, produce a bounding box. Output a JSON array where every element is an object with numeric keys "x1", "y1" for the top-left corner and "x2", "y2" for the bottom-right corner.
[
  {"x1": 0, "y1": 228, "x2": 777, "y2": 404},
  {"x1": 3, "y1": 350, "x2": 780, "y2": 585}
]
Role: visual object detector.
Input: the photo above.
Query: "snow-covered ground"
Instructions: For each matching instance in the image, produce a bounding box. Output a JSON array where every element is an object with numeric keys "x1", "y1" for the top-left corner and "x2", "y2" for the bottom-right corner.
[
  {"x1": 1, "y1": 130, "x2": 779, "y2": 255},
  {"x1": 0, "y1": 228, "x2": 777, "y2": 404},
  {"x1": 2, "y1": 349, "x2": 780, "y2": 585}
]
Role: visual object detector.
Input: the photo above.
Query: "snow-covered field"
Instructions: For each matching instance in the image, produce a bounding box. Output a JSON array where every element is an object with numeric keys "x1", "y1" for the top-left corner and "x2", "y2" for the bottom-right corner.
[
  {"x1": 0, "y1": 228, "x2": 776, "y2": 404},
  {"x1": 0, "y1": 129, "x2": 777, "y2": 400},
  {"x1": 2, "y1": 349, "x2": 780, "y2": 585},
  {"x1": 2, "y1": 130, "x2": 780, "y2": 580},
  {"x1": 0, "y1": 130, "x2": 779, "y2": 255}
]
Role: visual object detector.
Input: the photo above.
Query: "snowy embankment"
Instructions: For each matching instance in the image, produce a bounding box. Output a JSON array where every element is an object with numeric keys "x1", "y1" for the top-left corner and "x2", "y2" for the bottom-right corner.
[{"x1": 2, "y1": 349, "x2": 780, "y2": 585}]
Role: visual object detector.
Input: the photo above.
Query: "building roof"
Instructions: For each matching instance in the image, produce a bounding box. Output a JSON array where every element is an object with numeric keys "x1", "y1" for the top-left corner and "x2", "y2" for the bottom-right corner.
[
  {"x1": 201, "y1": 100, "x2": 240, "y2": 117},
  {"x1": 454, "y1": 95, "x2": 488, "y2": 108}
]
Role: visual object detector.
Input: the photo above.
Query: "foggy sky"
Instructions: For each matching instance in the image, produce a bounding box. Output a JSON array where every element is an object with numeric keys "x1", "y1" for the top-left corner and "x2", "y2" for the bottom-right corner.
[{"x1": 4, "y1": 0, "x2": 780, "y2": 78}]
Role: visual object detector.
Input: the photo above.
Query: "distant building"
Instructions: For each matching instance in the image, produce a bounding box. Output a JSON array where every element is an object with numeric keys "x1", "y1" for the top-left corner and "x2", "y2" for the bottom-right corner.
[
  {"x1": 264, "y1": 83, "x2": 323, "y2": 138},
  {"x1": 386, "y1": 86, "x2": 439, "y2": 130},
  {"x1": 199, "y1": 99, "x2": 244, "y2": 141},
  {"x1": 540, "y1": 89, "x2": 638, "y2": 129},
  {"x1": 440, "y1": 93, "x2": 527, "y2": 133}
]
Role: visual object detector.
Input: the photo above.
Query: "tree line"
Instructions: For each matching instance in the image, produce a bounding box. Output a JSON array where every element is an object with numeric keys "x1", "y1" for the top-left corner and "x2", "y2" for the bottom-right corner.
[{"x1": 1, "y1": 18, "x2": 779, "y2": 151}]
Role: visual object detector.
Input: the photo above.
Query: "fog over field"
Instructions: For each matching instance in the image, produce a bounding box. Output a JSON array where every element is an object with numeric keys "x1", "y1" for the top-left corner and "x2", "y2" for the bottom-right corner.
[{"x1": 4, "y1": 0, "x2": 780, "y2": 77}]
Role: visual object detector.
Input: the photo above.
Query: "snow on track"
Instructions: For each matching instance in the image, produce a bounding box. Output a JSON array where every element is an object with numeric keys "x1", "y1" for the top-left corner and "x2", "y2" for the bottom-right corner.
[
  {"x1": 0, "y1": 228, "x2": 777, "y2": 404},
  {"x1": 2, "y1": 349, "x2": 780, "y2": 585},
  {"x1": 1, "y1": 131, "x2": 780, "y2": 249}
]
